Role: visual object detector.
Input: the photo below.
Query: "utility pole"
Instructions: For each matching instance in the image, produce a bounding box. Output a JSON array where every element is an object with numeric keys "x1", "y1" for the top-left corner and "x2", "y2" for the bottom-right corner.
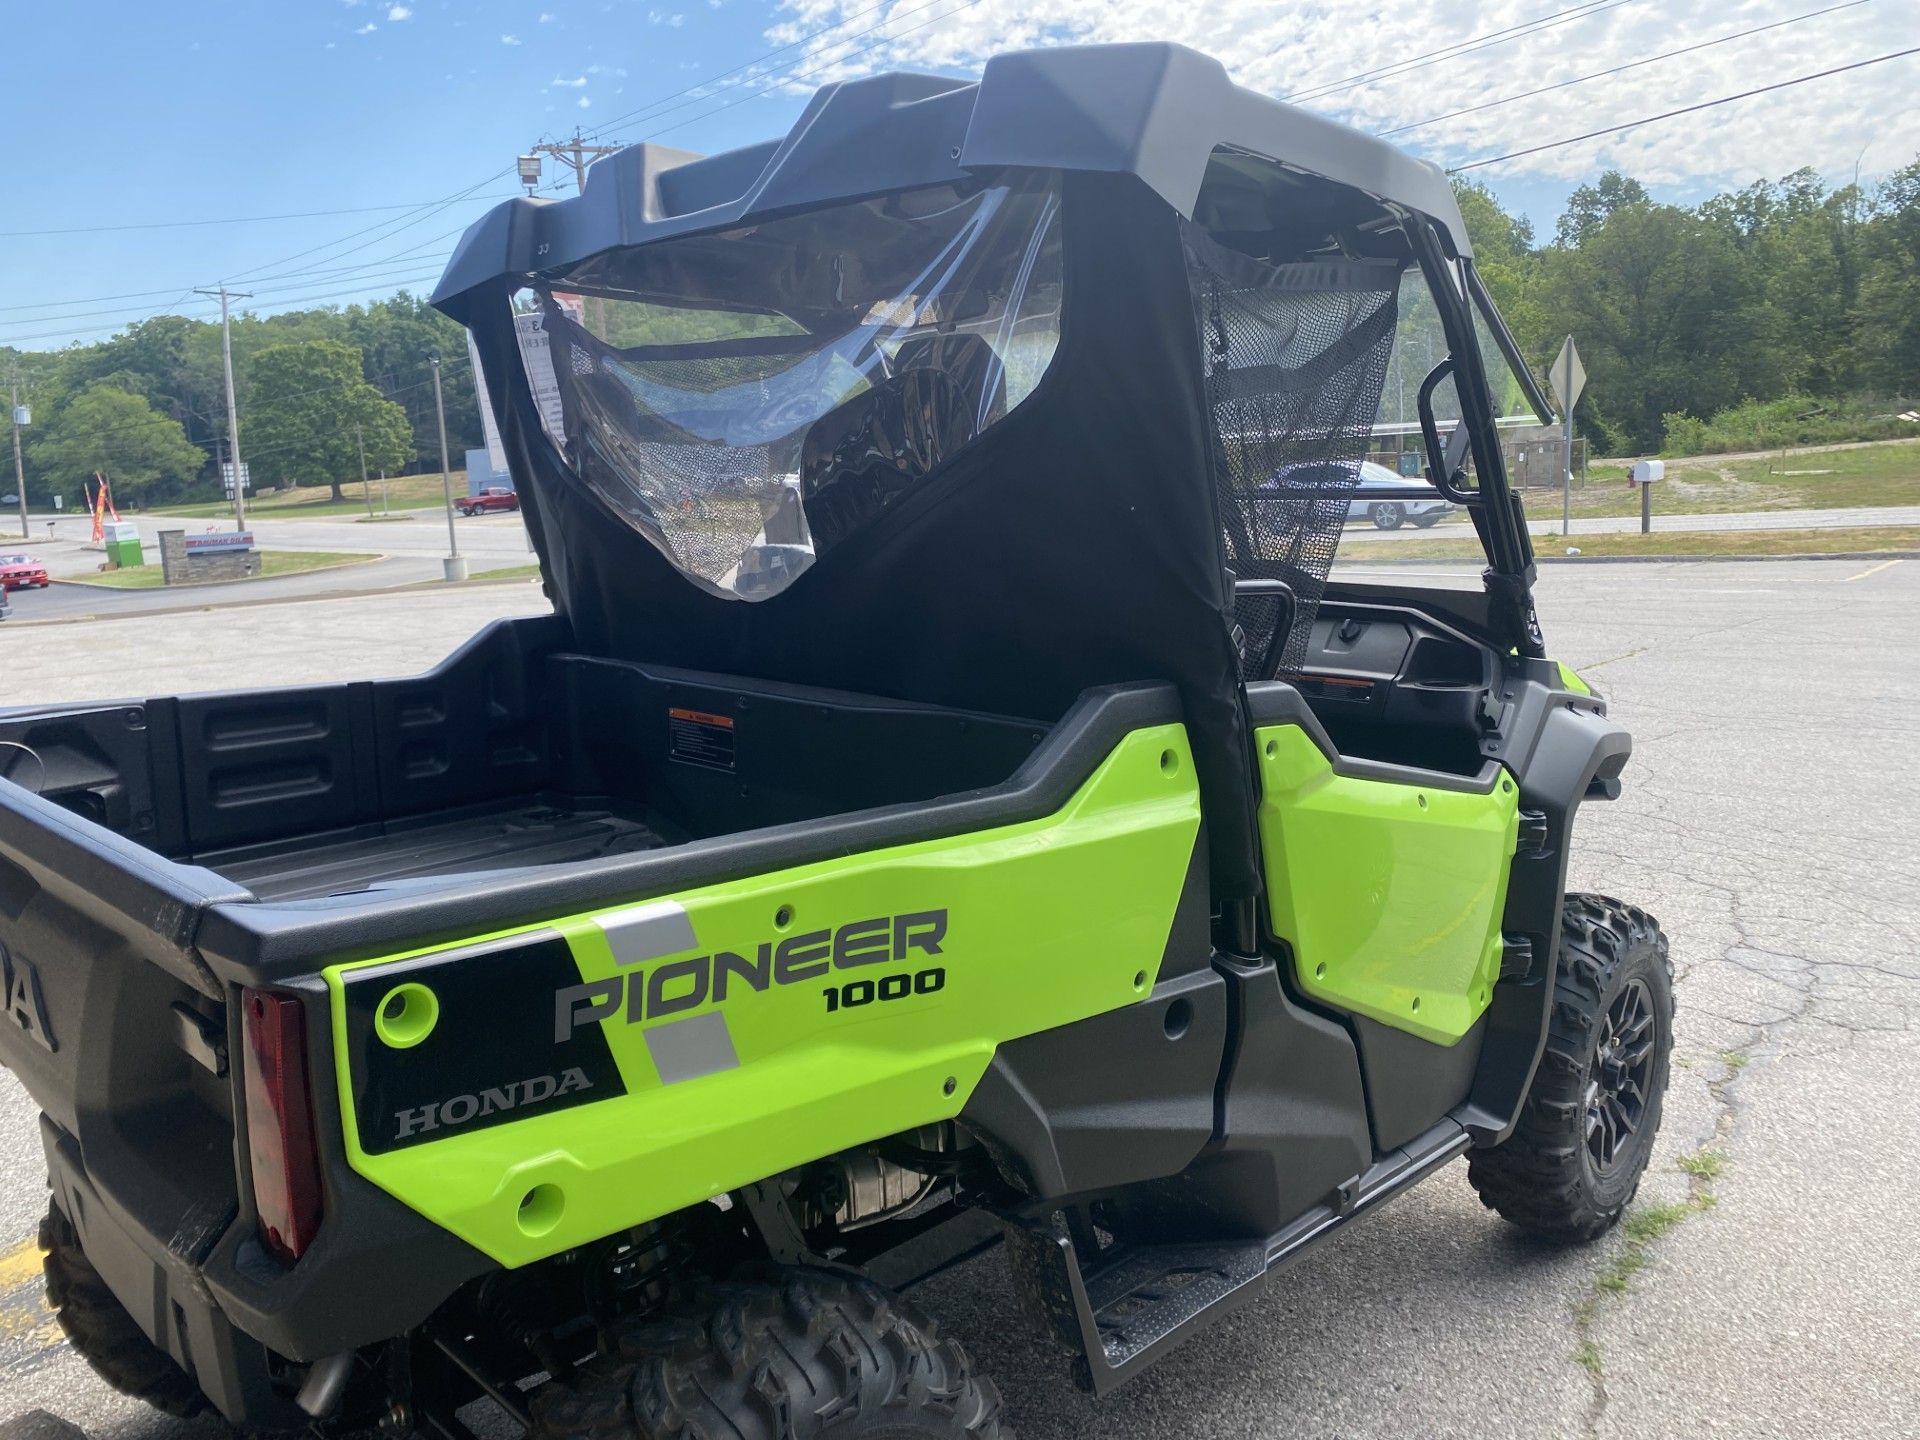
[
  {"x1": 8, "y1": 365, "x2": 27, "y2": 541},
  {"x1": 527, "y1": 131, "x2": 621, "y2": 334},
  {"x1": 194, "y1": 285, "x2": 253, "y2": 532},
  {"x1": 356, "y1": 423, "x2": 372, "y2": 517},
  {"x1": 430, "y1": 356, "x2": 466, "y2": 580},
  {"x1": 528, "y1": 129, "x2": 622, "y2": 194}
]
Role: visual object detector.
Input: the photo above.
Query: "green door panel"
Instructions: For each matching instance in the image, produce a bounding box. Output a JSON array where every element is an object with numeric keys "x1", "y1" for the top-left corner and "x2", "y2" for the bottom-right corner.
[
  {"x1": 325, "y1": 724, "x2": 1200, "y2": 1267},
  {"x1": 1254, "y1": 725, "x2": 1519, "y2": 1046}
]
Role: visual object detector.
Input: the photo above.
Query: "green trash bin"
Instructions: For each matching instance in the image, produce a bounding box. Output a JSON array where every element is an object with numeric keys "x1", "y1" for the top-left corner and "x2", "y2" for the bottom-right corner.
[{"x1": 102, "y1": 521, "x2": 145, "y2": 569}]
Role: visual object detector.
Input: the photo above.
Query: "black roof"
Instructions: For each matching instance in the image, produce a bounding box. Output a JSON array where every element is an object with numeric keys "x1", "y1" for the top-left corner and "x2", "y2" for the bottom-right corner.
[{"x1": 432, "y1": 41, "x2": 1470, "y2": 321}]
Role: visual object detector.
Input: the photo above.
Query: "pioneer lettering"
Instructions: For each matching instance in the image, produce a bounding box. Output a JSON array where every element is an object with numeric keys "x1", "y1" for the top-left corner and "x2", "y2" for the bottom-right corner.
[
  {"x1": 554, "y1": 908, "x2": 948, "y2": 1042},
  {"x1": 393, "y1": 1067, "x2": 594, "y2": 1140}
]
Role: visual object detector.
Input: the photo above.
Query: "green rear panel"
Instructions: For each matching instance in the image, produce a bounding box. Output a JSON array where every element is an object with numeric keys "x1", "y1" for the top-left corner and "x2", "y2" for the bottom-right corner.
[
  {"x1": 326, "y1": 724, "x2": 1200, "y2": 1266},
  {"x1": 1255, "y1": 725, "x2": 1519, "y2": 1046}
]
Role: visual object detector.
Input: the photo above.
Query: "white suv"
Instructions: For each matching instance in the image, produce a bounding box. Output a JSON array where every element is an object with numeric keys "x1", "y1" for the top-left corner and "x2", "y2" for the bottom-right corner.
[{"x1": 1345, "y1": 460, "x2": 1456, "y2": 529}]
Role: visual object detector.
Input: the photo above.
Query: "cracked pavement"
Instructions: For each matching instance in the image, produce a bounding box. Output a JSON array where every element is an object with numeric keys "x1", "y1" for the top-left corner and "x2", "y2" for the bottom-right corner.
[{"x1": 1, "y1": 556, "x2": 1914, "y2": 1439}]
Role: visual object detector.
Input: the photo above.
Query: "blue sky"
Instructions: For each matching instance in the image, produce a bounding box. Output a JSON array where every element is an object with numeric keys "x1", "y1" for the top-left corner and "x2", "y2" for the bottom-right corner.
[{"x1": 3, "y1": 1, "x2": 1914, "y2": 351}]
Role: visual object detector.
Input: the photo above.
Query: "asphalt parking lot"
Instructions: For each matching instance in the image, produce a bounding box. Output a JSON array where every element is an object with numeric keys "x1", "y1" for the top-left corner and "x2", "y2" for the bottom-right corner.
[{"x1": 2, "y1": 556, "x2": 1915, "y2": 1439}]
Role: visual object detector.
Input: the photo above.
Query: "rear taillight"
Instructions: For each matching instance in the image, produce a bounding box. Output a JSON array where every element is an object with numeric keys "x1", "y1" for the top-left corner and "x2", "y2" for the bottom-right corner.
[{"x1": 240, "y1": 989, "x2": 323, "y2": 1265}]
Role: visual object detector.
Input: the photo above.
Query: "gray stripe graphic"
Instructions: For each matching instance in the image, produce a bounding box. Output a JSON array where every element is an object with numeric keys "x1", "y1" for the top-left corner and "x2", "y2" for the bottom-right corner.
[
  {"x1": 643, "y1": 1011, "x2": 741, "y2": 1085},
  {"x1": 595, "y1": 901, "x2": 698, "y2": 967}
]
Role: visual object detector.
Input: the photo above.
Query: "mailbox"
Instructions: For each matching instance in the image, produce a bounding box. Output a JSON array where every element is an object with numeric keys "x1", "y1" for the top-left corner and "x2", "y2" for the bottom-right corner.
[{"x1": 1628, "y1": 460, "x2": 1665, "y2": 486}]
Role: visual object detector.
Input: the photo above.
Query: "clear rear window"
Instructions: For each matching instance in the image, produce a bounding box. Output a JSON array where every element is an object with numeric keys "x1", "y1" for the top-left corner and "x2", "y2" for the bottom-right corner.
[{"x1": 512, "y1": 174, "x2": 1064, "y2": 599}]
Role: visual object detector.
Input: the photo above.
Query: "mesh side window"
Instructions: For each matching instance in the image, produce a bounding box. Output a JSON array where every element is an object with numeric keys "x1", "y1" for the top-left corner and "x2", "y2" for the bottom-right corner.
[{"x1": 1182, "y1": 227, "x2": 1400, "y2": 672}]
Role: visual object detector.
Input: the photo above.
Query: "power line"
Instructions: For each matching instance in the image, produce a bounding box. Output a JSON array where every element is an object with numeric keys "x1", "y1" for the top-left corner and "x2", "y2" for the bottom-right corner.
[
  {"x1": 0, "y1": 223, "x2": 477, "y2": 342},
  {"x1": 0, "y1": 197, "x2": 518, "y2": 240},
  {"x1": 1, "y1": 265, "x2": 449, "y2": 348},
  {"x1": 1449, "y1": 45, "x2": 1920, "y2": 172},
  {"x1": 221, "y1": 171, "x2": 512, "y2": 286},
  {"x1": 1285, "y1": 0, "x2": 1634, "y2": 104},
  {"x1": 1381, "y1": 0, "x2": 1876, "y2": 137},
  {"x1": 0, "y1": 261, "x2": 455, "y2": 336}
]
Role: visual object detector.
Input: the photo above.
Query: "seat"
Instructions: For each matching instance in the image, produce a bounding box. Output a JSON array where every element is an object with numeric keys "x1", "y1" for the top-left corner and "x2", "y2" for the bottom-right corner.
[{"x1": 796, "y1": 332, "x2": 1008, "y2": 552}]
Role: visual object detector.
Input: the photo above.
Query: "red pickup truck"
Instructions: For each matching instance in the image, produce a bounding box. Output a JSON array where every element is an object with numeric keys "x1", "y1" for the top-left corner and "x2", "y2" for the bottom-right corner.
[{"x1": 455, "y1": 487, "x2": 519, "y2": 517}]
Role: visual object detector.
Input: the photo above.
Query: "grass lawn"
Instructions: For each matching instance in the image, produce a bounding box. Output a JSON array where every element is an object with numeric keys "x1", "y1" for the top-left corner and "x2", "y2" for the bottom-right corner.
[
  {"x1": 1338, "y1": 525, "x2": 1920, "y2": 564},
  {"x1": 155, "y1": 472, "x2": 464, "y2": 520},
  {"x1": 468, "y1": 564, "x2": 542, "y2": 582},
  {"x1": 1517, "y1": 437, "x2": 1920, "y2": 521},
  {"x1": 71, "y1": 551, "x2": 379, "y2": 589}
]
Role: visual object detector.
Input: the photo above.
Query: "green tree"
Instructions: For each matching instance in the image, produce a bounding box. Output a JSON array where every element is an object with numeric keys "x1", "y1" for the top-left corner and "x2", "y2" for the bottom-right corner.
[
  {"x1": 1533, "y1": 202, "x2": 1766, "y2": 450},
  {"x1": 27, "y1": 384, "x2": 206, "y2": 505},
  {"x1": 342, "y1": 293, "x2": 484, "y2": 467},
  {"x1": 243, "y1": 340, "x2": 413, "y2": 499},
  {"x1": 1854, "y1": 159, "x2": 1920, "y2": 394},
  {"x1": 1554, "y1": 171, "x2": 1650, "y2": 248}
]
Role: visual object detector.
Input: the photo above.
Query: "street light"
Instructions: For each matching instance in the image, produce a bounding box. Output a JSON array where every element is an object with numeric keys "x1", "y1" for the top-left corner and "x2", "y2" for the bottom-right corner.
[
  {"x1": 429, "y1": 355, "x2": 467, "y2": 581},
  {"x1": 517, "y1": 154, "x2": 542, "y2": 195}
]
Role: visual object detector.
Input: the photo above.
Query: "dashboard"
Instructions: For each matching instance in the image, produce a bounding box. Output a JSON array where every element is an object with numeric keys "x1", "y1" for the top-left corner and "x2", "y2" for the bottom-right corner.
[{"x1": 1281, "y1": 602, "x2": 1499, "y2": 777}]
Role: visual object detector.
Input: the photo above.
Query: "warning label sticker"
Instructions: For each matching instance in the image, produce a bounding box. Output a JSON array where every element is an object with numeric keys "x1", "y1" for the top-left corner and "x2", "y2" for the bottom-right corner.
[{"x1": 668, "y1": 707, "x2": 736, "y2": 772}]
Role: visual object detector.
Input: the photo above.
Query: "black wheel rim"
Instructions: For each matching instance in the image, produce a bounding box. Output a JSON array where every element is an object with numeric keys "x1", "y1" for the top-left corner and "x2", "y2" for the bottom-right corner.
[{"x1": 1585, "y1": 978, "x2": 1657, "y2": 1173}]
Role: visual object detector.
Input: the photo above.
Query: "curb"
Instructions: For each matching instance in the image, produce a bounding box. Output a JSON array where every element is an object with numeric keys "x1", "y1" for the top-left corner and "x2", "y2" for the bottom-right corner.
[
  {"x1": 1346, "y1": 550, "x2": 1920, "y2": 567},
  {"x1": 51, "y1": 555, "x2": 385, "y2": 592},
  {"x1": 6, "y1": 573, "x2": 543, "y2": 628}
]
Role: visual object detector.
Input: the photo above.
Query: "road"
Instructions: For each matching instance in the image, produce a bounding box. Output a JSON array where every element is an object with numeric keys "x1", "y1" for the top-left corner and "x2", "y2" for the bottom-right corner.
[
  {"x1": 1, "y1": 509, "x2": 537, "y2": 623},
  {"x1": 3, "y1": 501, "x2": 1915, "y2": 625},
  {"x1": 1368, "y1": 501, "x2": 1920, "y2": 541},
  {"x1": 2, "y1": 557, "x2": 1917, "y2": 1438}
]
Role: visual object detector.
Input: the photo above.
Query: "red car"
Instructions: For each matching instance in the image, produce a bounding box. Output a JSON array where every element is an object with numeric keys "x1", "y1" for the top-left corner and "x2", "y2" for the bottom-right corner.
[
  {"x1": 0, "y1": 552, "x2": 49, "y2": 590},
  {"x1": 455, "y1": 487, "x2": 520, "y2": 517}
]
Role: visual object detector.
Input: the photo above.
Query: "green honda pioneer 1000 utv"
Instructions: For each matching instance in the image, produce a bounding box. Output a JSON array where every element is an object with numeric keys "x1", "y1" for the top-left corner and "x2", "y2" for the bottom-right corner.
[{"x1": 0, "y1": 41, "x2": 1669, "y2": 1439}]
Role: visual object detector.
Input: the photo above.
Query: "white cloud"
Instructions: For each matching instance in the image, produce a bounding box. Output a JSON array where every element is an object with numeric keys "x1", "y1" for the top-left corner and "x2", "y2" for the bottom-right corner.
[
  {"x1": 578, "y1": 96, "x2": 593, "y2": 108},
  {"x1": 539, "y1": 10, "x2": 558, "y2": 21},
  {"x1": 550, "y1": 74, "x2": 589, "y2": 87},
  {"x1": 761, "y1": 0, "x2": 1920, "y2": 191},
  {"x1": 386, "y1": 4, "x2": 412, "y2": 20},
  {"x1": 648, "y1": 9, "x2": 684, "y2": 26},
  {"x1": 501, "y1": 32, "x2": 521, "y2": 44},
  {"x1": 355, "y1": 21, "x2": 377, "y2": 33}
]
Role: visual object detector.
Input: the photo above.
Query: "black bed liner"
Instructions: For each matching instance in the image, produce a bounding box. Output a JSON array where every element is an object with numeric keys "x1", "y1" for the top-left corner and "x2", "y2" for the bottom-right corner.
[{"x1": 203, "y1": 796, "x2": 678, "y2": 903}]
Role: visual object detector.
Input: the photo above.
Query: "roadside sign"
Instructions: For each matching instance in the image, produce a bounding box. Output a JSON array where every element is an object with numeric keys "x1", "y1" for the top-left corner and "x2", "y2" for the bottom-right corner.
[
  {"x1": 221, "y1": 461, "x2": 252, "y2": 494},
  {"x1": 185, "y1": 531, "x2": 255, "y2": 554},
  {"x1": 1550, "y1": 336, "x2": 1585, "y2": 414}
]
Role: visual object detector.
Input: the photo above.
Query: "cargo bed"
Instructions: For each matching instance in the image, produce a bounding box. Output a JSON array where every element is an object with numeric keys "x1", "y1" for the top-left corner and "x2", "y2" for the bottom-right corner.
[
  {"x1": 0, "y1": 615, "x2": 1051, "y2": 910},
  {"x1": 202, "y1": 796, "x2": 680, "y2": 902}
]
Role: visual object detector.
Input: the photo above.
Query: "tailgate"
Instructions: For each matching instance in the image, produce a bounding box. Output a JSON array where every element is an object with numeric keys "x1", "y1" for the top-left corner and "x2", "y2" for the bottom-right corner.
[{"x1": 0, "y1": 777, "x2": 252, "y2": 1259}]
